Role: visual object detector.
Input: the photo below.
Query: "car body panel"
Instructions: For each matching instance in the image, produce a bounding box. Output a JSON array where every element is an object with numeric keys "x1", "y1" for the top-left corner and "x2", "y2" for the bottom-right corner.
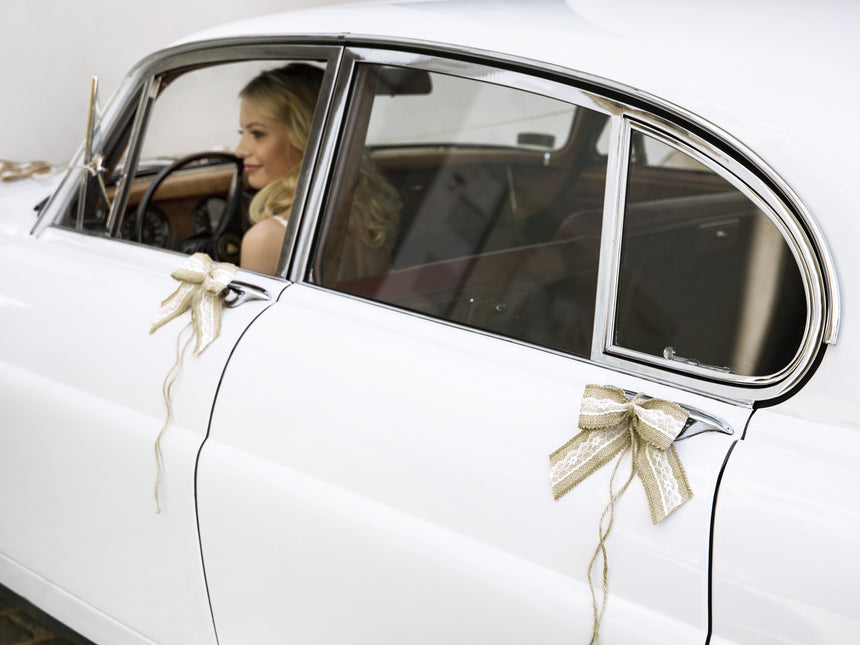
[
  {"x1": 712, "y1": 409, "x2": 860, "y2": 644},
  {"x1": 198, "y1": 283, "x2": 749, "y2": 644},
  {"x1": 0, "y1": 223, "x2": 285, "y2": 644}
]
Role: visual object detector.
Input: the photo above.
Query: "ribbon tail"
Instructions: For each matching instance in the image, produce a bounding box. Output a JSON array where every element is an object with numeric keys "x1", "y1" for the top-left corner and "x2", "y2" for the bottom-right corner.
[
  {"x1": 549, "y1": 425, "x2": 630, "y2": 501},
  {"x1": 191, "y1": 290, "x2": 224, "y2": 355},
  {"x1": 150, "y1": 282, "x2": 196, "y2": 334},
  {"x1": 635, "y1": 441, "x2": 693, "y2": 524}
]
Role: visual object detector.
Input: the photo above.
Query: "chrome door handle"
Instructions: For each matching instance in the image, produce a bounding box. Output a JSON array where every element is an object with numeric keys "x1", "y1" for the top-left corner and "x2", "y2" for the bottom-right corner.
[
  {"x1": 220, "y1": 281, "x2": 271, "y2": 308},
  {"x1": 622, "y1": 389, "x2": 734, "y2": 441},
  {"x1": 676, "y1": 406, "x2": 734, "y2": 441}
]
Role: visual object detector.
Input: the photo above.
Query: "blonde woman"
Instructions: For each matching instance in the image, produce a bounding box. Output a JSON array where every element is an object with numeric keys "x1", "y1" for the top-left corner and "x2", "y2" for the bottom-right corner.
[{"x1": 236, "y1": 63, "x2": 400, "y2": 276}]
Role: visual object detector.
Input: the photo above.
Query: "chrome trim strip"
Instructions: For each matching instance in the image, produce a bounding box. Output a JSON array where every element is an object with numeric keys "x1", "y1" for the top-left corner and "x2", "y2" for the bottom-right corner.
[
  {"x1": 601, "y1": 119, "x2": 826, "y2": 394},
  {"x1": 287, "y1": 49, "x2": 361, "y2": 283},
  {"x1": 276, "y1": 47, "x2": 345, "y2": 278},
  {"x1": 31, "y1": 31, "x2": 837, "y2": 406},
  {"x1": 592, "y1": 115, "x2": 629, "y2": 362},
  {"x1": 105, "y1": 76, "x2": 158, "y2": 236}
]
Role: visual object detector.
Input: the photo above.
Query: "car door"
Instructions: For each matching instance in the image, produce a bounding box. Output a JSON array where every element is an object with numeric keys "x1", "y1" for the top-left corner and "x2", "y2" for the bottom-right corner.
[
  {"x1": 196, "y1": 50, "x2": 826, "y2": 644},
  {"x1": 0, "y1": 46, "x2": 339, "y2": 645}
]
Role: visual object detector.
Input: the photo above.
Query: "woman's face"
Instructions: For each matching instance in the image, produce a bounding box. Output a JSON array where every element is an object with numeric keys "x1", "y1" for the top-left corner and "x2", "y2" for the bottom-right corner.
[{"x1": 236, "y1": 99, "x2": 303, "y2": 190}]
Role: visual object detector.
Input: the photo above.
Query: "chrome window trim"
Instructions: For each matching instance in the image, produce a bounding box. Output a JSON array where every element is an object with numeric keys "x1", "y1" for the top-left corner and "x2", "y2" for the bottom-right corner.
[
  {"x1": 34, "y1": 41, "x2": 345, "y2": 249},
  {"x1": 30, "y1": 32, "x2": 840, "y2": 346},
  {"x1": 591, "y1": 113, "x2": 628, "y2": 362},
  {"x1": 598, "y1": 118, "x2": 825, "y2": 396},
  {"x1": 29, "y1": 33, "x2": 837, "y2": 406},
  {"x1": 287, "y1": 49, "x2": 360, "y2": 283},
  {"x1": 297, "y1": 42, "x2": 832, "y2": 405},
  {"x1": 325, "y1": 33, "x2": 840, "y2": 349},
  {"x1": 276, "y1": 47, "x2": 345, "y2": 278},
  {"x1": 105, "y1": 76, "x2": 159, "y2": 236}
]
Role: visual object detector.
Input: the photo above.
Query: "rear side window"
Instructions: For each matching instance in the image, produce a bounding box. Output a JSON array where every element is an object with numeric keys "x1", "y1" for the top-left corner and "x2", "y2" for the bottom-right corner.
[
  {"x1": 312, "y1": 64, "x2": 609, "y2": 358},
  {"x1": 612, "y1": 129, "x2": 807, "y2": 377}
]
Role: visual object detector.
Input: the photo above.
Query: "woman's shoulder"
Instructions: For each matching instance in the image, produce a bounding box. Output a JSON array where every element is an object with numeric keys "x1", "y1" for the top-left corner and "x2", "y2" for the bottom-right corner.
[
  {"x1": 240, "y1": 215, "x2": 289, "y2": 274},
  {"x1": 247, "y1": 215, "x2": 288, "y2": 238}
]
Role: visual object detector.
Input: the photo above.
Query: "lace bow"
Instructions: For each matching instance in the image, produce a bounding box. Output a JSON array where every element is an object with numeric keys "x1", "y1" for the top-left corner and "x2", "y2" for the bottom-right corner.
[
  {"x1": 550, "y1": 384, "x2": 692, "y2": 523},
  {"x1": 150, "y1": 252, "x2": 237, "y2": 354},
  {"x1": 150, "y1": 253, "x2": 237, "y2": 513}
]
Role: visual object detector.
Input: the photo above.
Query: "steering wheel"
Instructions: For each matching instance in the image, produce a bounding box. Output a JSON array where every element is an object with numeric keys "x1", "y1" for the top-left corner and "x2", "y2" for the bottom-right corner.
[{"x1": 134, "y1": 152, "x2": 245, "y2": 263}]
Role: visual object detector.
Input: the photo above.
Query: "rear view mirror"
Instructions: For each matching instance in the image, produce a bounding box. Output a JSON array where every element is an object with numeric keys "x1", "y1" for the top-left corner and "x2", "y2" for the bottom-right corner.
[{"x1": 376, "y1": 67, "x2": 432, "y2": 96}]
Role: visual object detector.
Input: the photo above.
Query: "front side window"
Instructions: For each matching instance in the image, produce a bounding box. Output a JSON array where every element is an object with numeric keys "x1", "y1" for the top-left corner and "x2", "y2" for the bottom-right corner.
[
  {"x1": 61, "y1": 57, "x2": 330, "y2": 271},
  {"x1": 313, "y1": 65, "x2": 609, "y2": 358}
]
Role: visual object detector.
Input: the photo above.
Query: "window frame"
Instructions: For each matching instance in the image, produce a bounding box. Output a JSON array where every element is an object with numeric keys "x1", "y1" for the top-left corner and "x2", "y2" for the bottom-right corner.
[
  {"x1": 34, "y1": 41, "x2": 345, "y2": 274},
  {"x1": 594, "y1": 117, "x2": 824, "y2": 396},
  {"x1": 299, "y1": 45, "x2": 833, "y2": 405},
  {"x1": 32, "y1": 37, "x2": 835, "y2": 406}
]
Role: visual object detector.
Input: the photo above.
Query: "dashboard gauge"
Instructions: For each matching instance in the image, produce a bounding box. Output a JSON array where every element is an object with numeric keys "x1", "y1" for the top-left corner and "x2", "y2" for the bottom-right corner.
[
  {"x1": 120, "y1": 207, "x2": 172, "y2": 248},
  {"x1": 192, "y1": 197, "x2": 227, "y2": 235}
]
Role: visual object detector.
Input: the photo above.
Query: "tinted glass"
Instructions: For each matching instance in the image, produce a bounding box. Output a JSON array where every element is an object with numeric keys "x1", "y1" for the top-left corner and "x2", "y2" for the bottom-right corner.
[
  {"x1": 314, "y1": 65, "x2": 609, "y2": 358},
  {"x1": 614, "y1": 130, "x2": 807, "y2": 376}
]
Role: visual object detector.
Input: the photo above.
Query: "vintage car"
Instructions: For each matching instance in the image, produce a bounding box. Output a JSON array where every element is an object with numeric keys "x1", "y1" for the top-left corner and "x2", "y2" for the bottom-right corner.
[{"x1": 1, "y1": 1, "x2": 858, "y2": 643}]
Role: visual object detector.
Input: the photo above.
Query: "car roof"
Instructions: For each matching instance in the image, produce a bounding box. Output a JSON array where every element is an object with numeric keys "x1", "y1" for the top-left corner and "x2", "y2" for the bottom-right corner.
[{"x1": 174, "y1": 0, "x2": 859, "y2": 214}]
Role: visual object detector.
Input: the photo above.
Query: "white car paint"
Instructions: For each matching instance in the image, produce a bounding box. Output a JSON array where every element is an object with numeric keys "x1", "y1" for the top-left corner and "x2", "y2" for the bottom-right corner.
[
  {"x1": 0, "y1": 218, "x2": 286, "y2": 643},
  {"x1": 1, "y1": 1, "x2": 858, "y2": 644},
  {"x1": 197, "y1": 283, "x2": 753, "y2": 643}
]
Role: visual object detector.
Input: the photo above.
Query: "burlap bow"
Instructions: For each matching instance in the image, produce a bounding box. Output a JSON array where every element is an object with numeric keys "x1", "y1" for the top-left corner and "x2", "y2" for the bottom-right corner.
[
  {"x1": 150, "y1": 253, "x2": 237, "y2": 513},
  {"x1": 550, "y1": 385, "x2": 692, "y2": 644},
  {"x1": 150, "y1": 252, "x2": 238, "y2": 354},
  {"x1": 550, "y1": 384, "x2": 692, "y2": 523},
  {"x1": 549, "y1": 385, "x2": 693, "y2": 645}
]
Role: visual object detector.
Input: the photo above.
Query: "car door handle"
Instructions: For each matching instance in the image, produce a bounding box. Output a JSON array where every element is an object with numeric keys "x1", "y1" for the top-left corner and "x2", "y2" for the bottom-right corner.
[
  {"x1": 221, "y1": 280, "x2": 272, "y2": 308},
  {"x1": 676, "y1": 405, "x2": 734, "y2": 440},
  {"x1": 622, "y1": 389, "x2": 733, "y2": 440}
]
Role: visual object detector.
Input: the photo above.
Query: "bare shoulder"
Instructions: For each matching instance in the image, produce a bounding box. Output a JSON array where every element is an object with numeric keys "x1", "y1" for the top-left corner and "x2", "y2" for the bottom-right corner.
[{"x1": 240, "y1": 217, "x2": 289, "y2": 275}]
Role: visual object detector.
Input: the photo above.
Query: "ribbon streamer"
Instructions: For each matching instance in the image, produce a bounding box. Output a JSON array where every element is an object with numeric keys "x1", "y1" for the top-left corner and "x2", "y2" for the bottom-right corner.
[
  {"x1": 549, "y1": 384, "x2": 692, "y2": 643},
  {"x1": 150, "y1": 253, "x2": 237, "y2": 512}
]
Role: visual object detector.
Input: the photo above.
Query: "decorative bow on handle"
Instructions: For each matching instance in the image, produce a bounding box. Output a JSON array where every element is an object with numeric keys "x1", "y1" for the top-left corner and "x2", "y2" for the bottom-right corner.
[
  {"x1": 150, "y1": 252, "x2": 238, "y2": 354},
  {"x1": 550, "y1": 384, "x2": 692, "y2": 523},
  {"x1": 549, "y1": 384, "x2": 692, "y2": 644},
  {"x1": 150, "y1": 253, "x2": 238, "y2": 513}
]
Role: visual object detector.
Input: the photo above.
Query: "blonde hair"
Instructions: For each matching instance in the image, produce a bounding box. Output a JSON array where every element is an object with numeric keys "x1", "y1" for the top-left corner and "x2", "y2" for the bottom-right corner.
[
  {"x1": 240, "y1": 63, "x2": 323, "y2": 223},
  {"x1": 242, "y1": 62, "x2": 401, "y2": 271},
  {"x1": 351, "y1": 157, "x2": 401, "y2": 250}
]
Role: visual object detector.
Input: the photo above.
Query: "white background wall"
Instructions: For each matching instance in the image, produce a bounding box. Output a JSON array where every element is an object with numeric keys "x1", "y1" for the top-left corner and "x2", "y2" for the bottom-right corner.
[{"x1": 0, "y1": 0, "x2": 341, "y2": 166}]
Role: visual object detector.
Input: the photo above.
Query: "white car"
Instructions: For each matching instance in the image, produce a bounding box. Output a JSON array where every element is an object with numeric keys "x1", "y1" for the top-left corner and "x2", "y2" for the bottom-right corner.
[{"x1": 1, "y1": 1, "x2": 858, "y2": 644}]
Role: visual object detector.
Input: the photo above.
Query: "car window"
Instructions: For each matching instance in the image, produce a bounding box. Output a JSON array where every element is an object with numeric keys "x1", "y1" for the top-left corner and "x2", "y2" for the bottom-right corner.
[
  {"x1": 312, "y1": 64, "x2": 608, "y2": 358},
  {"x1": 60, "y1": 59, "x2": 328, "y2": 267},
  {"x1": 613, "y1": 128, "x2": 807, "y2": 377},
  {"x1": 140, "y1": 62, "x2": 272, "y2": 160}
]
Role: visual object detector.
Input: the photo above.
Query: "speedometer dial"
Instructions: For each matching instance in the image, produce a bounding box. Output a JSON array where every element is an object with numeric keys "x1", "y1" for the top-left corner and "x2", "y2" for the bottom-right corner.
[{"x1": 120, "y1": 207, "x2": 172, "y2": 248}]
